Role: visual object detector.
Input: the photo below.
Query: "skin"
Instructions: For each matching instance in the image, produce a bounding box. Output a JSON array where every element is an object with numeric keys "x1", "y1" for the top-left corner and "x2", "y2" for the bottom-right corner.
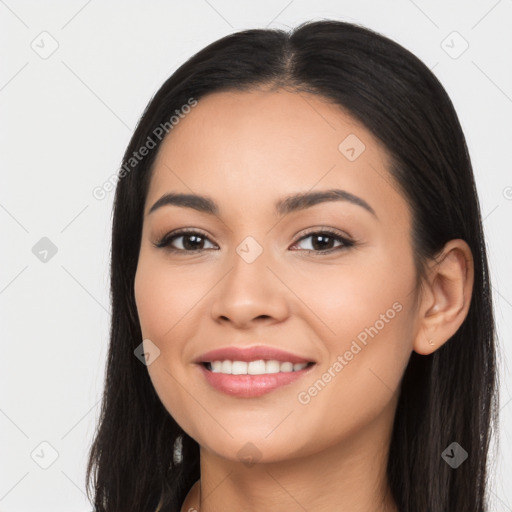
[{"x1": 134, "y1": 88, "x2": 474, "y2": 512}]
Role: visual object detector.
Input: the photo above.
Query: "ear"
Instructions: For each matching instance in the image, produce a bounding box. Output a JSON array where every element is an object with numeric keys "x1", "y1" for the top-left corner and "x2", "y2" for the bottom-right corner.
[{"x1": 413, "y1": 239, "x2": 474, "y2": 355}]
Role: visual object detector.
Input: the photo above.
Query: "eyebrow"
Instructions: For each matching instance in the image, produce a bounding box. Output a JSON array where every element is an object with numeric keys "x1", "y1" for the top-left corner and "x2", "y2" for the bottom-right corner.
[{"x1": 147, "y1": 188, "x2": 377, "y2": 219}]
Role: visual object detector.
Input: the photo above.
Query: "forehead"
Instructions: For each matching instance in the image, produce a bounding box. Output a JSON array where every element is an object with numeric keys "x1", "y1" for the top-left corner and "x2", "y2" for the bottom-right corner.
[{"x1": 145, "y1": 88, "x2": 409, "y2": 227}]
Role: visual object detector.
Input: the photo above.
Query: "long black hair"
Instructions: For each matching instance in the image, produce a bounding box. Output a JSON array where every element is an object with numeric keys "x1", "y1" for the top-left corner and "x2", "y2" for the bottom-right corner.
[{"x1": 86, "y1": 19, "x2": 499, "y2": 511}]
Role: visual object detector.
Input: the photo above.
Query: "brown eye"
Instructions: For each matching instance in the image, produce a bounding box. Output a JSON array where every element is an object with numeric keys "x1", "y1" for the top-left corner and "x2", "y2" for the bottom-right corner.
[
  {"x1": 154, "y1": 230, "x2": 216, "y2": 252},
  {"x1": 290, "y1": 230, "x2": 355, "y2": 254}
]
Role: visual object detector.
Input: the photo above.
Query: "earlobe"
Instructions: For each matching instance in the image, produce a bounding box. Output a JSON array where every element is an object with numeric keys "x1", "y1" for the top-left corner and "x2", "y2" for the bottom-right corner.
[{"x1": 412, "y1": 239, "x2": 474, "y2": 356}]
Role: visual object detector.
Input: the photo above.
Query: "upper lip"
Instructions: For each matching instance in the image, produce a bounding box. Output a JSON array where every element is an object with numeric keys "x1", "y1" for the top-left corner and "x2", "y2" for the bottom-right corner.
[{"x1": 194, "y1": 345, "x2": 316, "y2": 364}]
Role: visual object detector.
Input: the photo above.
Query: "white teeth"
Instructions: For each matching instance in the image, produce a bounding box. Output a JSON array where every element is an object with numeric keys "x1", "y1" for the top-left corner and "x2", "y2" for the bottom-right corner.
[
  {"x1": 248, "y1": 360, "x2": 266, "y2": 375},
  {"x1": 266, "y1": 360, "x2": 281, "y2": 374},
  {"x1": 281, "y1": 362, "x2": 293, "y2": 372},
  {"x1": 210, "y1": 360, "x2": 223, "y2": 372},
  {"x1": 231, "y1": 361, "x2": 247, "y2": 375},
  {"x1": 208, "y1": 360, "x2": 309, "y2": 375}
]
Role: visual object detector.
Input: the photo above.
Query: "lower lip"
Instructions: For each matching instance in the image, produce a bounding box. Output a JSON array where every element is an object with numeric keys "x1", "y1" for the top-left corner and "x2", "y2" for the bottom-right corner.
[{"x1": 197, "y1": 363, "x2": 315, "y2": 398}]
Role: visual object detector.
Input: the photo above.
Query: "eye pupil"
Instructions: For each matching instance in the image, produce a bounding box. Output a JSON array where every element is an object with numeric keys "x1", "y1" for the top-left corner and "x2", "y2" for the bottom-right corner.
[
  {"x1": 183, "y1": 234, "x2": 204, "y2": 250},
  {"x1": 312, "y1": 234, "x2": 334, "y2": 251}
]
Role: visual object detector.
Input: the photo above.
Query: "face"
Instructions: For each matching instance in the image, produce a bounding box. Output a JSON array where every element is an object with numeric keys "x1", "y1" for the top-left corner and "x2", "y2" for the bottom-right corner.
[{"x1": 134, "y1": 88, "x2": 420, "y2": 463}]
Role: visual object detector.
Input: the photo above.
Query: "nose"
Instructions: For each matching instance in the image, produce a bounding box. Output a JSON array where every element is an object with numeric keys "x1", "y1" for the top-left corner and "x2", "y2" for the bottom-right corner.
[{"x1": 210, "y1": 242, "x2": 290, "y2": 329}]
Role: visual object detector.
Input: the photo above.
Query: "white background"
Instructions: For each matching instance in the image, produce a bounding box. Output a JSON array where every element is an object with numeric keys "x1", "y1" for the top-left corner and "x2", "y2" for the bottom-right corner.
[{"x1": 1, "y1": 1, "x2": 511, "y2": 510}]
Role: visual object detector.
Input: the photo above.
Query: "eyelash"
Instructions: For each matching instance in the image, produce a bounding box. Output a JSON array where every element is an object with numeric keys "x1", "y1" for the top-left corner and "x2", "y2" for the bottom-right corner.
[{"x1": 153, "y1": 228, "x2": 356, "y2": 255}]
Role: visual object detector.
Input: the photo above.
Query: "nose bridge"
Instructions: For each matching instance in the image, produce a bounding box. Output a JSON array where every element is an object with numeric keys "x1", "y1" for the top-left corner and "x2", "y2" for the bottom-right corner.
[
  {"x1": 226, "y1": 233, "x2": 272, "y2": 296},
  {"x1": 235, "y1": 234, "x2": 266, "y2": 266},
  {"x1": 210, "y1": 233, "x2": 288, "y2": 325}
]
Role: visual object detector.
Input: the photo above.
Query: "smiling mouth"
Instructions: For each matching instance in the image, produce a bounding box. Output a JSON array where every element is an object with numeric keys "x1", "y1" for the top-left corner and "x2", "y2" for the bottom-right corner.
[{"x1": 201, "y1": 360, "x2": 316, "y2": 375}]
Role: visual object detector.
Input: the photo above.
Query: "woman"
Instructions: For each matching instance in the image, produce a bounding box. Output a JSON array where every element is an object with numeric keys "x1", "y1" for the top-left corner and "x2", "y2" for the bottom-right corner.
[{"x1": 86, "y1": 19, "x2": 498, "y2": 511}]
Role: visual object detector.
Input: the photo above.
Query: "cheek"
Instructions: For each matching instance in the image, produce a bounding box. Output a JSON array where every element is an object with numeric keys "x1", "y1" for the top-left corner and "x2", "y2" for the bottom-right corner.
[
  {"x1": 289, "y1": 249, "x2": 415, "y2": 348},
  {"x1": 134, "y1": 253, "x2": 203, "y2": 339},
  {"x1": 134, "y1": 256, "x2": 203, "y2": 435},
  {"x1": 134, "y1": 264, "x2": 169, "y2": 339},
  {"x1": 286, "y1": 276, "x2": 415, "y2": 458},
  {"x1": 288, "y1": 248, "x2": 416, "y2": 409}
]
